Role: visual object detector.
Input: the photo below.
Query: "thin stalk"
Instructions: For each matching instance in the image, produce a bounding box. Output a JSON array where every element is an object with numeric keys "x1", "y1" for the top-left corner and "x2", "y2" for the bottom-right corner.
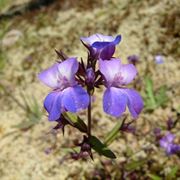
[{"x1": 87, "y1": 95, "x2": 91, "y2": 136}]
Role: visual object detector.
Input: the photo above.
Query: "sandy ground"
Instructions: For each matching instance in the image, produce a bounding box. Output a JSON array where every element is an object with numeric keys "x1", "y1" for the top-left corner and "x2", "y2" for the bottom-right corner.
[{"x1": 0, "y1": 0, "x2": 180, "y2": 179}]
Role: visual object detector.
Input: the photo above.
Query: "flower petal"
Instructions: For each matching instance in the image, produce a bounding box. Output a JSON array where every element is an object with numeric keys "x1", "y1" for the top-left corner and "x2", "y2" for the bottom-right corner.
[
  {"x1": 100, "y1": 44, "x2": 115, "y2": 60},
  {"x1": 62, "y1": 86, "x2": 89, "y2": 112},
  {"x1": 165, "y1": 133, "x2": 175, "y2": 143},
  {"x1": 113, "y1": 35, "x2": 121, "y2": 45},
  {"x1": 38, "y1": 63, "x2": 59, "y2": 89},
  {"x1": 81, "y1": 34, "x2": 115, "y2": 46},
  {"x1": 103, "y1": 87, "x2": 127, "y2": 117},
  {"x1": 120, "y1": 89, "x2": 143, "y2": 118},
  {"x1": 92, "y1": 35, "x2": 121, "y2": 49},
  {"x1": 159, "y1": 139, "x2": 168, "y2": 149},
  {"x1": 44, "y1": 91, "x2": 62, "y2": 121},
  {"x1": 57, "y1": 57, "x2": 78, "y2": 83},
  {"x1": 119, "y1": 64, "x2": 137, "y2": 84},
  {"x1": 99, "y1": 59, "x2": 121, "y2": 85},
  {"x1": 92, "y1": 41, "x2": 111, "y2": 49}
]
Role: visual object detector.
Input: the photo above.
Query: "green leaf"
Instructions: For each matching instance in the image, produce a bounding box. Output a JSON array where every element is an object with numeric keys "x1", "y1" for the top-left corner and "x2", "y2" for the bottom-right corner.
[
  {"x1": 64, "y1": 112, "x2": 87, "y2": 133},
  {"x1": 104, "y1": 120, "x2": 123, "y2": 146},
  {"x1": 125, "y1": 160, "x2": 146, "y2": 171},
  {"x1": 147, "y1": 174, "x2": 162, "y2": 180},
  {"x1": 144, "y1": 77, "x2": 157, "y2": 110},
  {"x1": 13, "y1": 94, "x2": 42, "y2": 130},
  {"x1": 166, "y1": 166, "x2": 178, "y2": 180},
  {"x1": 89, "y1": 136, "x2": 116, "y2": 159},
  {"x1": 155, "y1": 85, "x2": 168, "y2": 107},
  {"x1": 144, "y1": 77, "x2": 168, "y2": 111}
]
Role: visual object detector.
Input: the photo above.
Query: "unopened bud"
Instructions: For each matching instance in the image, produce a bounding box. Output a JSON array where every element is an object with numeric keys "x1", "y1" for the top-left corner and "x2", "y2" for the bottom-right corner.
[{"x1": 85, "y1": 68, "x2": 95, "y2": 83}]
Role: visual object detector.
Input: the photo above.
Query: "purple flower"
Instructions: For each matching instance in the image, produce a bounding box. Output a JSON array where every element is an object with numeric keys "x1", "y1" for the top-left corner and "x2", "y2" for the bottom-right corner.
[
  {"x1": 159, "y1": 133, "x2": 180, "y2": 155},
  {"x1": 81, "y1": 33, "x2": 121, "y2": 60},
  {"x1": 155, "y1": 55, "x2": 164, "y2": 64},
  {"x1": 99, "y1": 58, "x2": 143, "y2": 118},
  {"x1": 38, "y1": 58, "x2": 89, "y2": 121}
]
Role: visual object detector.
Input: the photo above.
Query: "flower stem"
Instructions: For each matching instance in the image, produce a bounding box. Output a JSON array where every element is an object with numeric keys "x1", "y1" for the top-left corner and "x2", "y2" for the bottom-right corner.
[
  {"x1": 87, "y1": 86, "x2": 91, "y2": 137},
  {"x1": 87, "y1": 91, "x2": 91, "y2": 137}
]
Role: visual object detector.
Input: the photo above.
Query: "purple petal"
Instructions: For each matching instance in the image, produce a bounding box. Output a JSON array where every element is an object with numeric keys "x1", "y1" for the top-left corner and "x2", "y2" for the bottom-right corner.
[
  {"x1": 159, "y1": 139, "x2": 168, "y2": 149},
  {"x1": 113, "y1": 35, "x2": 121, "y2": 45},
  {"x1": 38, "y1": 63, "x2": 60, "y2": 89},
  {"x1": 100, "y1": 44, "x2": 115, "y2": 60},
  {"x1": 120, "y1": 89, "x2": 143, "y2": 118},
  {"x1": 119, "y1": 64, "x2": 137, "y2": 85},
  {"x1": 81, "y1": 34, "x2": 114, "y2": 46},
  {"x1": 95, "y1": 34, "x2": 115, "y2": 42},
  {"x1": 44, "y1": 91, "x2": 62, "y2": 121},
  {"x1": 99, "y1": 59, "x2": 122, "y2": 85},
  {"x1": 165, "y1": 133, "x2": 175, "y2": 143},
  {"x1": 92, "y1": 41, "x2": 111, "y2": 49},
  {"x1": 171, "y1": 144, "x2": 180, "y2": 153},
  {"x1": 103, "y1": 87, "x2": 127, "y2": 117},
  {"x1": 62, "y1": 86, "x2": 89, "y2": 112},
  {"x1": 57, "y1": 57, "x2": 78, "y2": 83},
  {"x1": 159, "y1": 139, "x2": 174, "y2": 155},
  {"x1": 155, "y1": 55, "x2": 164, "y2": 64},
  {"x1": 92, "y1": 35, "x2": 121, "y2": 49}
]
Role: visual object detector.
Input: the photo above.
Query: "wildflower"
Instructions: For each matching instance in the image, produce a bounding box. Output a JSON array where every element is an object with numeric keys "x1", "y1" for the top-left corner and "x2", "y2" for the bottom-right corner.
[
  {"x1": 81, "y1": 33, "x2": 121, "y2": 60},
  {"x1": 159, "y1": 133, "x2": 180, "y2": 155},
  {"x1": 99, "y1": 58, "x2": 143, "y2": 118},
  {"x1": 38, "y1": 58, "x2": 89, "y2": 121},
  {"x1": 155, "y1": 55, "x2": 164, "y2": 64}
]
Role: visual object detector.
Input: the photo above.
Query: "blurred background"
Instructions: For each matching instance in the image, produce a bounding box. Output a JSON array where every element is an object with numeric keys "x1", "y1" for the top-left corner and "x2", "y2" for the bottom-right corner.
[{"x1": 0, "y1": 0, "x2": 179, "y2": 179}]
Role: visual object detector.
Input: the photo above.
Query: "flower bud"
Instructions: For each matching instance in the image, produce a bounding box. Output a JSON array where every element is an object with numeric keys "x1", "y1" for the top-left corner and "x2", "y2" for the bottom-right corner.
[
  {"x1": 85, "y1": 68, "x2": 95, "y2": 84},
  {"x1": 127, "y1": 55, "x2": 139, "y2": 65}
]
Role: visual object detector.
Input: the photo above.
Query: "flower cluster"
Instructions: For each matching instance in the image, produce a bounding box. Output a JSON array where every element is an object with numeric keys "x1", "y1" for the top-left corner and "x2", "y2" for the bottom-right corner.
[{"x1": 38, "y1": 33, "x2": 143, "y2": 122}]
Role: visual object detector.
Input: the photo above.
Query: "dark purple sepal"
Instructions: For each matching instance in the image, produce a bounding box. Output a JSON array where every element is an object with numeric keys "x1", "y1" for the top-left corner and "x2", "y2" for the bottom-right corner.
[
  {"x1": 55, "y1": 49, "x2": 68, "y2": 61},
  {"x1": 53, "y1": 115, "x2": 69, "y2": 135},
  {"x1": 120, "y1": 120, "x2": 136, "y2": 134},
  {"x1": 80, "y1": 40, "x2": 97, "y2": 59},
  {"x1": 121, "y1": 124, "x2": 136, "y2": 134}
]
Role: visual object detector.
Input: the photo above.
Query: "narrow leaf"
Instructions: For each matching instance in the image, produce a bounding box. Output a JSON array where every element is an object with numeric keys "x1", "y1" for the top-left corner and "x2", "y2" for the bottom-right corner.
[
  {"x1": 155, "y1": 86, "x2": 168, "y2": 107},
  {"x1": 147, "y1": 174, "x2": 162, "y2": 180},
  {"x1": 104, "y1": 120, "x2": 123, "y2": 146},
  {"x1": 144, "y1": 77, "x2": 157, "y2": 110},
  {"x1": 89, "y1": 136, "x2": 116, "y2": 159},
  {"x1": 64, "y1": 112, "x2": 87, "y2": 133}
]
